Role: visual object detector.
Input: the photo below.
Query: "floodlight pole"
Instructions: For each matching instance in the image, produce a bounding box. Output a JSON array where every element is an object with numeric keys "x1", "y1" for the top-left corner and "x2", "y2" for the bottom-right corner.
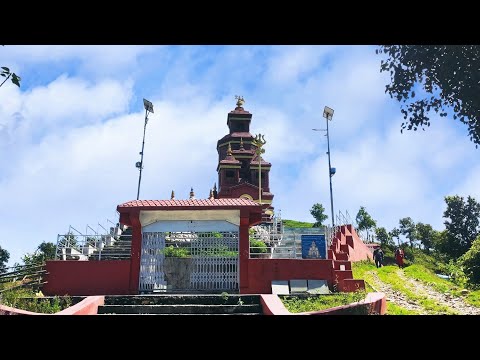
[
  {"x1": 326, "y1": 113, "x2": 335, "y2": 229},
  {"x1": 137, "y1": 107, "x2": 150, "y2": 200}
]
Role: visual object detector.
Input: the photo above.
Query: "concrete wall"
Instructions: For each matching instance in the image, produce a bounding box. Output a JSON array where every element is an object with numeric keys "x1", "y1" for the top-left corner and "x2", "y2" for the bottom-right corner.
[
  {"x1": 244, "y1": 259, "x2": 334, "y2": 294},
  {"x1": 260, "y1": 292, "x2": 387, "y2": 315},
  {"x1": 330, "y1": 225, "x2": 373, "y2": 262},
  {"x1": 43, "y1": 260, "x2": 131, "y2": 296},
  {"x1": 0, "y1": 296, "x2": 105, "y2": 315}
]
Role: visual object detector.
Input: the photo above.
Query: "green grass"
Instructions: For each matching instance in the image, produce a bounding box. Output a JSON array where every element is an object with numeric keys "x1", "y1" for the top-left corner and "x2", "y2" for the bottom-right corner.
[
  {"x1": 283, "y1": 219, "x2": 314, "y2": 228},
  {"x1": 403, "y1": 264, "x2": 461, "y2": 296},
  {"x1": 0, "y1": 286, "x2": 72, "y2": 314},
  {"x1": 386, "y1": 302, "x2": 420, "y2": 315},
  {"x1": 466, "y1": 290, "x2": 480, "y2": 307},
  {"x1": 281, "y1": 292, "x2": 367, "y2": 313},
  {"x1": 351, "y1": 262, "x2": 458, "y2": 314},
  {"x1": 375, "y1": 266, "x2": 458, "y2": 314}
]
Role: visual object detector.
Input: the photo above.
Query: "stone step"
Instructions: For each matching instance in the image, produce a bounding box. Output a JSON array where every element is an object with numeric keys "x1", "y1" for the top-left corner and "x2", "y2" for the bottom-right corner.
[
  {"x1": 105, "y1": 294, "x2": 261, "y2": 306},
  {"x1": 97, "y1": 304, "x2": 263, "y2": 314}
]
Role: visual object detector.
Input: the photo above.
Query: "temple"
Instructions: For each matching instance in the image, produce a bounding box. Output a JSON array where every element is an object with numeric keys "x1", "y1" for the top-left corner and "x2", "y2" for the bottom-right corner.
[{"x1": 214, "y1": 97, "x2": 274, "y2": 223}]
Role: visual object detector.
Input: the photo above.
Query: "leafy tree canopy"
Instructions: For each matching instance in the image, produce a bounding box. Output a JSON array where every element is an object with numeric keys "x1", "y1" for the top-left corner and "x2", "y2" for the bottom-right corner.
[
  {"x1": 378, "y1": 45, "x2": 480, "y2": 147},
  {"x1": 0, "y1": 245, "x2": 10, "y2": 273},
  {"x1": 310, "y1": 203, "x2": 328, "y2": 227}
]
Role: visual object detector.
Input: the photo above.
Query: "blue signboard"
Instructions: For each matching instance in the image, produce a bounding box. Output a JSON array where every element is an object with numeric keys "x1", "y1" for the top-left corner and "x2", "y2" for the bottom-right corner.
[{"x1": 301, "y1": 234, "x2": 327, "y2": 259}]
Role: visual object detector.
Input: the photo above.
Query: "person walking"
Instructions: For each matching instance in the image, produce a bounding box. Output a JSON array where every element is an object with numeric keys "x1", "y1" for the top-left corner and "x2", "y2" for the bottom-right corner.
[
  {"x1": 395, "y1": 247, "x2": 405, "y2": 268},
  {"x1": 373, "y1": 247, "x2": 384, "y2": 268}
]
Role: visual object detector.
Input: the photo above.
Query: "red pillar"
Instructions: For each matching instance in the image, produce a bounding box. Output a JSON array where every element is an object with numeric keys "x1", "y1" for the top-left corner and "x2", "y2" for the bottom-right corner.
[
  {"x1": 239, "y1": 210, "x2": 250, "y2": 294},
  {"x1": 128, "y1": 211, "x2": 142, "y2": 294}
]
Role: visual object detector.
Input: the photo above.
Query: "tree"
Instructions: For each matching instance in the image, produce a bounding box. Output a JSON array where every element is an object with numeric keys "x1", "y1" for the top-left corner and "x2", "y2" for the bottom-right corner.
[
  {"x1": 459, "y1": 235, "x2": 480, "y2": 285},
  {"x1": 399, "y1": 217, "x2": 417, "y2": 248},
  {"x1": 443, "y1": 195, "x2": 480, "y2": 258},
  {"x1": 389, "y1": 227, "x2": 401, "y2": 246},
  {"x1": 310, "y1": 203, "x2": 328, "y2": 227},
  {"x1": 22, "y1": 241, "x2": 56, "y2": 266},
  {"x1": 1, "y1": 46, "x2": 21, "y2": 88},
  {"x1": 355, "y1": 206, "x2": 377, "y2": 241},
  {"x1": 0, "y1": 245, "x2": 10, "y2": 274},
  {"x1": 415, "y1": 222, "x2": 435, "y2": 252},
  {"x1": 375, "y1": 227, "x2": 393, "y2": 248},
  {"x1": 377, "y1": 45, "x2": 480, "y2": 147}
]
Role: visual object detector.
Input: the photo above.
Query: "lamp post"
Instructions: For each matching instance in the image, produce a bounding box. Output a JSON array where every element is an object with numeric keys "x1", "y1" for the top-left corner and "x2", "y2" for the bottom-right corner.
[
  {"x1": 313, "y1": 106, "x2": 335, "y2": 228},
  {"x1": 323, "y1": 106, "x2": 335, "y2": 228},
  {"x1": 136, "y1": 98, "x2": 154, "y2": 200}
]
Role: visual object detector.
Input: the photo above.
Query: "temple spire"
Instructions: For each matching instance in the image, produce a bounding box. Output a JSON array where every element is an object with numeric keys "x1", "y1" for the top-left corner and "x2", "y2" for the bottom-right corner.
[
  {"x1": 227, "y1": 142, "x2": 233, "y2": 156},
  {"x1": 189, "y1": 187, "x2": 195, "y2": 199},
  {"x1": 209, "y1": 188, "x2": 214, "y2": 200},
  {"x1": 235, "y1": 95, "x2": 245, "y2": 108},
  {"x1": 240, "y1": 137, "x2": 244, "y2": 150},
  {"x1": 171, "y1": 190, "x2": 175, "y2": 200}
]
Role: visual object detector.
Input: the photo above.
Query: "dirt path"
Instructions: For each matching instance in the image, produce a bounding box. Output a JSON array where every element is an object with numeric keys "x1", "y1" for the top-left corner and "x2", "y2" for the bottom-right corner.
[
  {"x1": 364, "y1": 267, "x2": 480, "y2": 315},
  {"x1": 366, "y1": 271, "x2": 427, "y2": 314},
  {"x1": 395, "y1": 269, "x2": 480, "y2": 315}
]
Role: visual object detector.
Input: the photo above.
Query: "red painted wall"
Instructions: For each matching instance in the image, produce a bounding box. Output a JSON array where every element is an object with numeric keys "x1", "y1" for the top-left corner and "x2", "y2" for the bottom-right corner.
[
  {"x1": 243, "y1": 259, "x2": 334, "y2": 294},
  {"x1": 330, "y1": 225, "x2": 373, "y2": 262},
  {"x1": 43, "y1": 260, "x2": 131, "y2": 296}
]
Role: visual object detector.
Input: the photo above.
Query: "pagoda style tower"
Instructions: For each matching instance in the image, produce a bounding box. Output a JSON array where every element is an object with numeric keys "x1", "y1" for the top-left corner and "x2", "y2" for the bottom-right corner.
[{"x1": 215, "y1": 96, "x2": 274, "y2": 222}]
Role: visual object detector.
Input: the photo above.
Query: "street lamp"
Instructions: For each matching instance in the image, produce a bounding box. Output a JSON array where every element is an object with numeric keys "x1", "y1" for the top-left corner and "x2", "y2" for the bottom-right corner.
[
  {"x1": 136, "y1": 98, "x2": 154, "y2": 200},
  {"x1": 323, "y1": 106, "x2": 335, "y2": 228}
]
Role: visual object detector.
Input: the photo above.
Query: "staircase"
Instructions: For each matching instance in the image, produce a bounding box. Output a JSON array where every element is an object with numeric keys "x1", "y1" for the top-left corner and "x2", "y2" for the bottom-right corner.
[
  {"x1": 88, "y1": 239, "x2": 132, "y2": 260},
  {"x1": 97, "y1": 294, "x2": 263, "y2": 315}
]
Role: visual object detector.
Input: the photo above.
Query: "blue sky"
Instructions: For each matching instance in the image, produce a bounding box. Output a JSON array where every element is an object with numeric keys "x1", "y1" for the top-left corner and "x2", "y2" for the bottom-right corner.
[{"x1": 1, "y1": 45, "x2": 479, "y2": 265}]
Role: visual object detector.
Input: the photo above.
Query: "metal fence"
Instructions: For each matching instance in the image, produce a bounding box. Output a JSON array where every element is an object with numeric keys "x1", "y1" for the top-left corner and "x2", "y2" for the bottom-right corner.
[
  {"x1": 55, "y1": 232, "x2": 132, "y2": 261},
  {"x1": 0, "y1": 263, "x2": 47, "y2": 294}
]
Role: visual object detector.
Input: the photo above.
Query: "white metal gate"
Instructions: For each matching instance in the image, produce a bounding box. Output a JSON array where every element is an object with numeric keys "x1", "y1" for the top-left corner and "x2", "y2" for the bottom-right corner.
[
  {"x1": 139, "y1": 232, "x2": 167, "y2": 292},
  {"x1": 139, "y1": 220, "x2": 239, "y2": 293}
]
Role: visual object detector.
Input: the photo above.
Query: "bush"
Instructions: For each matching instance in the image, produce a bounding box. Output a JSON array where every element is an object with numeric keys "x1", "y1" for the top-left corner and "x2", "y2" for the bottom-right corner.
[
  {"x1": 460, "y1": 236, "x2": 480, "y2": 285},
  {"x1": 163, "y1": 246, "x2": 190, "y2": 258},
  {"x1": 249, "y1": 238, "x2": 267, "y2": 254}
]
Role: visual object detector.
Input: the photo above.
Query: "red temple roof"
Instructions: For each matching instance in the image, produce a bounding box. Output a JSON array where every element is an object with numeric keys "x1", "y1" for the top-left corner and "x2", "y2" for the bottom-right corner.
[{"x1": 118, "y1": 198, "x2": 261, "y2": 208}]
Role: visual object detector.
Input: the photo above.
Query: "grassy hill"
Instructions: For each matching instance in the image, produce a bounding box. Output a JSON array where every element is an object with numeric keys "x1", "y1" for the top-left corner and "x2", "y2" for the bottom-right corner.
[{"x1": 283, "y1": 219, "x2": 314, "y2": 228}]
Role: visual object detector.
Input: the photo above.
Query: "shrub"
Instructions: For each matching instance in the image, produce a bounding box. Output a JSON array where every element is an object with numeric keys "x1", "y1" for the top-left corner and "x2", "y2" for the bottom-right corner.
[
  {"x1": 249, "y1": 238, "x2": 267, "y2": 254},
  {"x1": 460, "y1": 236, "x2": 480, "y2": 285}
]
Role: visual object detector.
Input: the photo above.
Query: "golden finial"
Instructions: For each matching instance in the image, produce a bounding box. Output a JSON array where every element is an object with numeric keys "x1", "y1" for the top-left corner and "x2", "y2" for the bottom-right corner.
[
  {"x1": 253, "y1": 133, "x2": 266, "y2": 160},
  {"x1": 227, "y1": 142, "x2": 233, "y2": 156},
  {"x1": 240, "y1": 137, "x2": 244, "y2": 150},
  {"x1": 235, "y1": 95, "x2": 245, "y2": 108},
  {"x1": 209, "y1": 188, "x2": 214, "y2": 200},
  {"x1": 171, "y1": 190, "x2": 175, "y2": 200},
  {"x1": 189, "y1": 187, "x2": 195, "y2": 199}
]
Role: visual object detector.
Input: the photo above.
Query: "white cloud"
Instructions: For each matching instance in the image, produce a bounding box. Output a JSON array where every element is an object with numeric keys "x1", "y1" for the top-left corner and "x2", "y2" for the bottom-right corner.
[{"x1": 1, "y1": 45, "x2": 480, "y2": 267}]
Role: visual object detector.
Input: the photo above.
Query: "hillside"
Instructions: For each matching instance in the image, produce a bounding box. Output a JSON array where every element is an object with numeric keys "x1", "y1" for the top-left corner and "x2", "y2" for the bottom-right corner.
[
  {"x1": 352, "y1": 262, "x2": 480, "y2": 315},
  {"x1": 283, "y1": 219, "x2": 314, "y2": 228}
]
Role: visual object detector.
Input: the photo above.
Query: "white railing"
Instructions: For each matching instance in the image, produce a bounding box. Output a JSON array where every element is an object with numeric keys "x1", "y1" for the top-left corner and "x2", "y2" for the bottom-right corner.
[{"x1": 55, "y1": 233, "x2": 132, "y2": 261}]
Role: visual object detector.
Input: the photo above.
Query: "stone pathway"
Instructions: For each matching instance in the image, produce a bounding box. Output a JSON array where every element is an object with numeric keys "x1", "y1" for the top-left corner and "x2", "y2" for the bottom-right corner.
[
  {"x1": 365, "y1": 268, "x2": 480, "y2": 315},
  {"x1": 395, "y1": 269, "x2": 480, "y2": 315}
]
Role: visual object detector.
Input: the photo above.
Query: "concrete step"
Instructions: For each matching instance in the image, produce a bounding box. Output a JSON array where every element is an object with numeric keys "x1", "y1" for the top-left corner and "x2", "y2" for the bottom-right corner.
[
  {"x1": 105, "y1": 294, "x2": 260, "y2": 306},
  {"x1": 97, "y1": 304, "x2": 263, "y2": 314}
]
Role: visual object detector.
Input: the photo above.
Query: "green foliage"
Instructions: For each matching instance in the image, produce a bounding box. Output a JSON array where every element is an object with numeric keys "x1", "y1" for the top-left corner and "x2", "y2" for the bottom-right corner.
[
  {"x1": 22, "y1": 241, "x2": 56, "y2": 266},
  {"x1": 442, "y1": 195, "x2": 480, "y2": 258},
  {"x1": 281, "y1": 292, "x2": 367, "y2": 313},
  {"x1": 355, "y1": 206, "x2": 377, "y2": 238},
  {"x1": 249, "y1": 238, "x2": 267, "y2": 254},
  {"x1": 389, "y1": 227, "x2": 401, "y2": 245},
  {"x1": 375, "y1": 227, "x2": 393, "y2": 248},
  {"x1": 377, "y1": 45, "x2": 480, "y2": 146},
  {"x1": 0, "y1": 246, "x2": 10, "y2": 274},
  {"x1": 163, "y1": 245, "x2": 190, "y2": 258},
  {"x1": 415, "y1": 223, "x2": 435, "y2": 252},
  {"x1": 0, "y1": 288, "x2": 72, "y2": 314},
  {"x1": 437, "y1": 259, "x2": 468, "y2": 288},
  {"x1": 57, "y1": 232, "x2": 78, "y2": 250},
  {"x1": 283, "y1": 219, "x2": 314, "y2": 228},
  {"x1": 399, "y1": 217, "x2": 417, "y2": 247},
  {"x1": 459, "y1": 235, "x2": 480, "y2": 285},
  {"x1": 221, "y1": 292, "x2": 229, "y2": 302},
  {"x1": 310, "y1": 203, "x2": 328, "y2": 227},
  {"x1": 0, "y1": 66, "x2": 21, "y2": 88}
]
